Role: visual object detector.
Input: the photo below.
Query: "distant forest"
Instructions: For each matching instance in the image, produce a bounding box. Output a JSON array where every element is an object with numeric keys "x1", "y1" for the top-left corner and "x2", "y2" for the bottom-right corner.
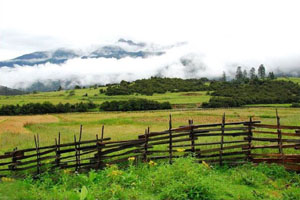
[{"x1": 101, "y1": 77, "x2": 209, "y2": 96}]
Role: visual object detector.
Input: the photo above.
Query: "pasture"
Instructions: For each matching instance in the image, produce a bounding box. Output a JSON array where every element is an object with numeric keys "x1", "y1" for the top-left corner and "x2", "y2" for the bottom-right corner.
[{"x1": 1, "y1": 107, "x2": 300, "y2": 153}]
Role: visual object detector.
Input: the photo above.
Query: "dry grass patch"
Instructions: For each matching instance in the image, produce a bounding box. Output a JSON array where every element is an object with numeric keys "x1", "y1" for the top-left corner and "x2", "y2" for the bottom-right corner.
[{"x1": 0, "y1": 115, "x2": 59, "y2": 134}]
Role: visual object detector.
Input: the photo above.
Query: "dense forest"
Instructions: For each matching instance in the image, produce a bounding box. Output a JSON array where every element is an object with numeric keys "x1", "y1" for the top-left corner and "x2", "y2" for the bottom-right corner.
[{"x1": 103, "y1": 77, "x2": 209, "y2": 96}]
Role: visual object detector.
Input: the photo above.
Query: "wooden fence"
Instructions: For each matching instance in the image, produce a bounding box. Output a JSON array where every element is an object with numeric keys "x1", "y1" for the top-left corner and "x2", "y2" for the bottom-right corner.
[{"x1": 1, "y1": 111, "x2": 300, "y2": 177}]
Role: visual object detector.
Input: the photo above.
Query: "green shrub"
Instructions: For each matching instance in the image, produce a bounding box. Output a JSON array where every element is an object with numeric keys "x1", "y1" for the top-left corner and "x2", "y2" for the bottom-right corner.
[{"x1": 99, "y1": 99, "x2": 172, "y2": 111}]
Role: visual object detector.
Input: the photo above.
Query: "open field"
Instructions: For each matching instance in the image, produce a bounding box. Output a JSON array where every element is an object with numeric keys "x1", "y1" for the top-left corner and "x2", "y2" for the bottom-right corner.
[{"x1": 1, "y1": 107, "x2": 300, "y2": 153}]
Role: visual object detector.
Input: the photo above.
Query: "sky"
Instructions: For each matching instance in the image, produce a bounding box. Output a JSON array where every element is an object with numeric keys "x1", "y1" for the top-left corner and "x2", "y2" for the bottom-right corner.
[{"x1": 1, "y1": 0, "x2": 300, "y2": 88}]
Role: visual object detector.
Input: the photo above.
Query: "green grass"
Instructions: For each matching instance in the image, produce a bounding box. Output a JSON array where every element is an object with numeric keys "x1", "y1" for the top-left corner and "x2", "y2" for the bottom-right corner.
[
  {"x1": 0, "y1": 158, "x2": 299, "y2": 200},
  {"x1": 0, "y1": 88, "x2": 210, "y2": 107},
  {"x1": 277, "y1": 77, "x2": 300, "y2": 84},
  {"x1": 1, "y1": 107, "x2": 300, "y2": 153}
]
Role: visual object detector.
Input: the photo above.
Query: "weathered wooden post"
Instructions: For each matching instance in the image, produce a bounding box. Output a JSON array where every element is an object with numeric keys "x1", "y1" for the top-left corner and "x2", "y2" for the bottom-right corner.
[
  {"x1": 276, "y1": 109, "x2": 283, "y2": 155},
  {"x1": 219, "y1": 114, "x2": 225, "y2": 166},
  {"x1": 34, "y1": 134, "x2": 41, "y2": 175},
  {"x1": 74, "y1": 135, "x2": 79, "y2": 172},
  {"x1": 143, "y1": 127, "x2": 149, "y2": 162},
  {"x1": 189, "y1": 119, "x2": 195, "y2": 155},
  {"x1": 246, "y1": 117, "x2": 253, "y2": 161},
  {"x1": 77, "y1": 125, "x2": 83, "y2": 169},
  {"x1": 55, "y1": 132, "x2": 61, "y2": 168},
  {"x1": 96, "y1": 134, "x2": 102, "y2": 169},
  {"x1": 169, "y1": 114, "x2": 173, "y2": 164}
]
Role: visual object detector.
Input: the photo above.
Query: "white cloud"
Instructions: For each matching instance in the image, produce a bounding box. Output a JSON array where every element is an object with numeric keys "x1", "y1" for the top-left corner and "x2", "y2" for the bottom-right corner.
[{"x1": 1, "y1": 0, "x2": 300, "y2": 88}]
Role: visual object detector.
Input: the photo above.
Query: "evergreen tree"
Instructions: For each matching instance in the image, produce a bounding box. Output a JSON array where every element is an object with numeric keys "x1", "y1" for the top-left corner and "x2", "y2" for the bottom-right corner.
[
  {"x1": 258, "y1": 64, "x2": 266, "y2": 79},
  {"x1": 243, "y1": 70, "x2": 248, "y2": 79},
  {"x1": 235, "y1": 66, "x2": 243, "y2": 82},
  {"x1": 249, "y1": 67, "x2": 256, "y2": 80},
  {"x1": 221, "y1": 71, "x2": 227, "y2": 82},
  {"x1": 268, "y1": 72, "x2": 275, "y2": 80}
]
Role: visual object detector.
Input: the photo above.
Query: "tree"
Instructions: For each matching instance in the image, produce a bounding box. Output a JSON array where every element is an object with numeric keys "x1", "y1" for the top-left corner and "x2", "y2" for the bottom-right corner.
[
  {"x1": 74, "y1": 85, "x2": 81, "y2": 89},
  {"x1": 235, "y1": 66, "x2": 243, "y2": 82},
  {"x1": 249, "y1": 67, "x2": 256, "y2": 80},
  {"x1": 268, "y1": 72, "x2": 275, "y2": 80},
  {"x1": 57, "y1": 86, "x2": 63, "y2": 91},
  {"x1": 221, "y1": 71, "x2": 227, "y2": 82},
  {"x1": 243, "y1": 70, "x2": 248, "y2": 79},
  {"x1": 258, "y1": 64, "x2": 266, "y2": 79}
]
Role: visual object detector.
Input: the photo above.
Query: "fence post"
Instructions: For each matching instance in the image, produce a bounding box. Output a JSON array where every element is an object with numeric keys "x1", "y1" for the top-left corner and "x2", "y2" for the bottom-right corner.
[
  {"x1": 276, "y1": 109, "x2": 283, "y2": 154},
  {"x1": 143, "y1": 127, "x2": 149, "y2": 162},
  {"x1": 10, "y1": 148, "x2": 18, "y2": 171},
  {"x1": 169, "y1": 114, "x2": 173, "y2": 164},
  {"x1": 96, "y1": 134, "x2": 102, "y2": 169},
  {"x1": 77, "y1": 125, "x2": 83, "y2": 170},
  {"x1": 189, "y1": 120, "x2": 195, "y2": 155},
  {"x1": 74, "y1": 135, "x2": 79, "y2": 172},
  {"x1": 247, "y1": 117, "x2": 253, "y2": 162},
  {"x1": 34, "y1": 134, "x2": 41, "y2": 175},
  {"x1": 55, "y1": 132, "x2": 61, "y2": 168},
  {"x1": 219, "y1": 114, "x2": 225, "y2": 166}
]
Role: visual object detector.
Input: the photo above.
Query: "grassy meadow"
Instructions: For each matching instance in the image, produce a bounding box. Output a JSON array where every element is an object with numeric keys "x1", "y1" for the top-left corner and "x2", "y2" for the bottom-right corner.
[
  {"x1": 0, "y1": 88, "x2": 210, "y2": 108},
  {"x1": 1, "y1": 78, "x2": 300, "y2": 199},
  {"x1": 1, "y1": 107, "x2": 300, "y2": 153}
]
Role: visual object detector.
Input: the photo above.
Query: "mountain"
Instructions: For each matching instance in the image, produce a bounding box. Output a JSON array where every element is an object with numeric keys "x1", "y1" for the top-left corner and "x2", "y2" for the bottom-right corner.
[
  {"x1": 0, "y1": 39, "x2": 165, "y2": 67},
  {"x1": 0, "y1": 85, "x2": 26, "y2": 96}
]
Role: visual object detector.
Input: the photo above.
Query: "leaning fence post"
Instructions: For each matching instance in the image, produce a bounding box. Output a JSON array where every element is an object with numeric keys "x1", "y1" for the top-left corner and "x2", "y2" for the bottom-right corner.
[
  {"x1": 246, "y1": 117, "x2": 253, "y2": 162},
  {"x1": 276, "y1": 110, "x2": 283, "y2": 156},
  {"x1": 169, "y1": 114, "x2": 173, "y2": 164},
  {"x1": 55, "y1": 132, "x2": 61, "y2": 168},
  {"x1": 96, "y1": 134, "x2": 102, "y2": 169},
  {"x1": 143, "y1": 127, "x2": 149, "y2": 162},
  {"x1": 77, "y1": 125, "x2": 83, "y2": 170},
  {"x1": 34, "y1": 134, "x2": 41, "y2": 175},
  {"x1": 219, "y1": 114, "x2": 225, "y2": 166},
  {"x1": 189, "y1": 119, "x2": 195, "y2": 155},
  {"x1": 74, "y1": 135, "x2": 79, "y2": 172},
  {"x1": 11, "y1": 148, "x2": 18, "y2": 171}
]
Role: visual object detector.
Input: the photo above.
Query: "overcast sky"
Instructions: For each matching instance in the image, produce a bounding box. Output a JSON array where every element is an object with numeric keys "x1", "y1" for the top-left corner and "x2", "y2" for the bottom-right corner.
[
  {"x1": 1, "y1": 0, "x2": 300, "y2": 88},
  {"x1": 1, "y1": 0, "x2": 300, "y2": 60}
]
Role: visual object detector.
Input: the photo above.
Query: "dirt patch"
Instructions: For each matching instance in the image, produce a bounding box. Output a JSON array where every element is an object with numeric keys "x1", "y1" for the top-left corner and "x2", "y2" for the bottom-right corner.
[
  {"x1": 0, "y1": 115, "x2": 59, "y2": 134},
  {"x1": 181, "y1": 93, "x2": 203, "y2": 96}
]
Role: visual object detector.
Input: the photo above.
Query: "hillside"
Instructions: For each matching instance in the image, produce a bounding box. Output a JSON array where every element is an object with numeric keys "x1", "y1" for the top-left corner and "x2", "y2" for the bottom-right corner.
[{"x1": 0, "y1": 85, "x2": 25, "y2": 96}]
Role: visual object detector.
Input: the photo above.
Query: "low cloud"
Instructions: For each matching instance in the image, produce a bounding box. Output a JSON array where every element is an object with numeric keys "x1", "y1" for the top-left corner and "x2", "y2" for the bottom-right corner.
[{"x1": 0, "y1": 42, "x2": 300, "y2": 90}]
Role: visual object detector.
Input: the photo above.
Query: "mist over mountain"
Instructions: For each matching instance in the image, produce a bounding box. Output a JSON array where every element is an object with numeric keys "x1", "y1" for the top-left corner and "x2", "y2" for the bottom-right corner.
[
  {"x1": 0, "y1": 39, "x2": 164, "y2": 67},
  {"x1": 0, "y1": 38, "x2": 300, "y2": 92}
]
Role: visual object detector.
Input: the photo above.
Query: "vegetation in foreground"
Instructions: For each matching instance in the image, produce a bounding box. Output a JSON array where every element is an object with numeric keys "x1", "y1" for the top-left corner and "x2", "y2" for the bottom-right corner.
[{"x1": 0, "y1": 158, "x2": 299, "y2": 200}]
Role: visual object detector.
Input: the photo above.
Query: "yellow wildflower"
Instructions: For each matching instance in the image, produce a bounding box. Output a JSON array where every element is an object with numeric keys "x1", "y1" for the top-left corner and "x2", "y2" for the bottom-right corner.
[
  {"x1": 176, "y1": 148, "x2": 185, "y2": 152},
  {"x1": 148, "y1": 160, "x2": 157, "y2": 166},
  {"x1": 202, "y1": 161, "x2": 211, "y2": 170},
  {"x1": 128, "y1": 157, "x2": 135, "y2": 161},
  {"x1": 1, "y1": 177, "x2": 15, "y2": 182},
  {"x1": 109, "y1": 170, "x2": 123, "y2": 177},
  {"x1": 63, "y1": 169, "x2": 71, "y2": 174}
]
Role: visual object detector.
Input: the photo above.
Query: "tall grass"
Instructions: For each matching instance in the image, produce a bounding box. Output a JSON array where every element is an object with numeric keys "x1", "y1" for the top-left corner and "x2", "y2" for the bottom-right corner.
[{"x1": 0, "y1": 157, "x2": 299, "y2": 200}]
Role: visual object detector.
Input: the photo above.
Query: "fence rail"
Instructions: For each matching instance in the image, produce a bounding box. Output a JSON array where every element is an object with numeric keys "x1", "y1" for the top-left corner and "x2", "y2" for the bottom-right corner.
[{"x1": 1, "y1": 110, "x2": 300, "y2": 176}]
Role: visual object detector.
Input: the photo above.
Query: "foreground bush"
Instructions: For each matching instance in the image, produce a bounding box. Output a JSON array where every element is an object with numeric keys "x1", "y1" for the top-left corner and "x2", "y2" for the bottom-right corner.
[
  {"x1": 100, "y1": 99, "x2": 172, "y2": 111},
  {"x1": 0, "y1": 158, "x2": 299, "y2": 200},
  {"x1": 0, "y1": 101, "x2": 97, "y2": 115}
]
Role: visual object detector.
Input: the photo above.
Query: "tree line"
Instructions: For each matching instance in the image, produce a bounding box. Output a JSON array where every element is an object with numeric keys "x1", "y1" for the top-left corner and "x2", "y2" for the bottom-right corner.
[
  {"x1": 99, "y1": 99, "x2": 172, "y2": 111},
  {"x1": 0, "y1": 102, "x2": 97, "y2": 115},
  {"x1": 103, "y1": 77, "x2": 208, "y2": 96},
  {"x1": 203, "y1": 80, "x2": 300, "y2": 108}
]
